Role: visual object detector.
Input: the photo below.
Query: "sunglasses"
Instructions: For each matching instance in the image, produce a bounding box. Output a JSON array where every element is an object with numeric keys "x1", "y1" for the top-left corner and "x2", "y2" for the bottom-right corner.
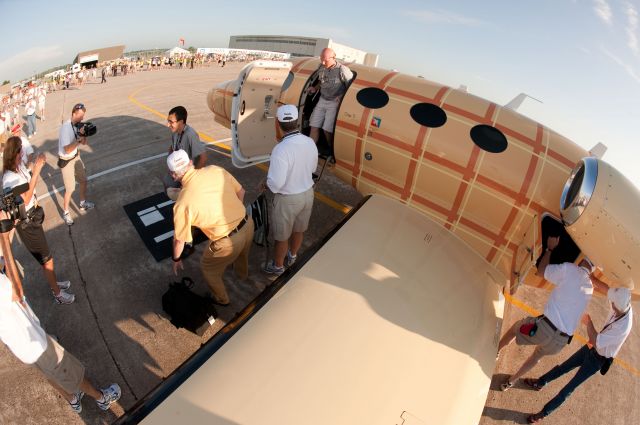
[{"x1": 73, "y1": 103, "x2": 85, "y2": 111}]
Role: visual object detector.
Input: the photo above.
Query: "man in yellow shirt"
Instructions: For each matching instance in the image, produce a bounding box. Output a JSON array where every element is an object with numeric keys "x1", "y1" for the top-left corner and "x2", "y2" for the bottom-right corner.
[{"x1": 168, "y1": 150, "x2": 254, "y2": 306}]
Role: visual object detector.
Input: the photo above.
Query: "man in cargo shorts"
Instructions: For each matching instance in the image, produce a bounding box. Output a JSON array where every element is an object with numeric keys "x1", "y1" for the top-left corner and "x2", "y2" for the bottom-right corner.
[
  {"x1": 497, "y1": 236, "x2": 595, "y2": 390},
  {"x1": 262, "y1": 105, "x2": 318, "y2": 276}
]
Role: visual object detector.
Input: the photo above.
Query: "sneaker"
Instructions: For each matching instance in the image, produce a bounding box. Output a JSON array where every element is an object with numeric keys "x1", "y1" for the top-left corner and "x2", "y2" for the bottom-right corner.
[
  {"x1": 54, "y1": 290, "x2": 75, "y2": 305},
  {"x1": 79, "y1": 200, "x2": 95, "y2": 210},
  {"x1": 57, "y1": 280, "x2": 71, "y2": 290},
  {"x1": 96, "y1": 383, "x2": 121, "y2": 410},
  {"x1": 285, "y1": 251, "x2": 297, "y2": 268},
  {"x1": 500, "y1": 379, "x2": 514, "y2": 391},
  {"x1": 262, "y1": 260, "x2": 284, "y2": 276},
  {"x1": 63, "y1": 211, "x2": 74, "y2": 226},
  {"x1": 69, "y1": 391, "x2": 84, "y2": 413}
]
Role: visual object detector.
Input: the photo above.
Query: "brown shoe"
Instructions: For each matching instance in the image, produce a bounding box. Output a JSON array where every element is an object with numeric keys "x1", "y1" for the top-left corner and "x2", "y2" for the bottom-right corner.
[
  {"x1": 527, "y1": 413, "x2": 545, "y2": 423},
  {"x1": 524, "y1": 378, "x2": 544, "y2": 391}
]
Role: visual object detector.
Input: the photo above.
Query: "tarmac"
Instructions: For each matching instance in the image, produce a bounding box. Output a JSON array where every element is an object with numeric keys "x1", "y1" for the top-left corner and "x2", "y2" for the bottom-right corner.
[{"x1": 0, "y1": 63, "x2": 637, "y2": 425}]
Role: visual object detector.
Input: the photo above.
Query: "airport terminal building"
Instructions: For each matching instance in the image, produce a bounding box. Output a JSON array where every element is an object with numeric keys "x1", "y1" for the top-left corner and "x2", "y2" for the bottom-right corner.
[{"x1": 229, "y1": 35, "x2": 378, "y2": 66}]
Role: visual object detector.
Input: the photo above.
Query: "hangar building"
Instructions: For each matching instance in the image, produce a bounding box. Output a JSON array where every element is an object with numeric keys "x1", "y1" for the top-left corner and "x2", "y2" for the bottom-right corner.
[
  {"x1": 229, "y1": 36, "x2": 378, "y2": 66},
  {"x1": 73, "y1": 45, "x2": 126, "y2": 68}
]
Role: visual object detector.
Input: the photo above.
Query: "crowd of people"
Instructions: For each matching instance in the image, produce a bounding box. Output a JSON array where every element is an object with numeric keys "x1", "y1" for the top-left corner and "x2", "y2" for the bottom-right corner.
[{"x1": 1, "y1": 81, "x2": 48, "y2": 140}]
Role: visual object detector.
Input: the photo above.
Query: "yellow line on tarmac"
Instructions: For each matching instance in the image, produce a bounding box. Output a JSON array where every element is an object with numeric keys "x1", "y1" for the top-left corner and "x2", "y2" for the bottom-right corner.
[
  {"x1": 503, "y1": 292, "x2": 640, "y2": 377},
  {"x1": 128, "y1": 86, "x2": 351, "y2": 214}
]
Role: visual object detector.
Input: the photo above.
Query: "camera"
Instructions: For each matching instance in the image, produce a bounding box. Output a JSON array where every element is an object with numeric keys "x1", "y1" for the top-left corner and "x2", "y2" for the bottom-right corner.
[
  {"x1": 74, "y1": 121, "x2": 97, "y2": 137},
  {"x1": 0, "y1": 183, "x2": 28, "y2": 223}
]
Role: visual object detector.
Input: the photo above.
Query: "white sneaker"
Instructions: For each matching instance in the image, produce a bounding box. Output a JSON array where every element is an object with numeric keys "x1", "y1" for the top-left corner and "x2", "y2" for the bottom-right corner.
[
  {"x1": 54, "y1": 290, "x2": 75, "y2": 304},
  {"x1": 79, "y1": 200, "x2": 95, "y2": 210},
  {"x1": 57, "y1": 280, "x2": 71, "y2": 290},
  {"x1": 63, "y1": 211, "x2": 74, "y2": 225},
  {"x1": 96, "y1": 383, "x2": 121, "y2": 410}
]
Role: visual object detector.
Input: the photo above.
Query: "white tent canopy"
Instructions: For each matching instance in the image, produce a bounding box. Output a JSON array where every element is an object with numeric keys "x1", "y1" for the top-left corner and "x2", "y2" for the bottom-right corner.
[{"x1": 165, "y1": 47, "x2": 191, "y2": 57}]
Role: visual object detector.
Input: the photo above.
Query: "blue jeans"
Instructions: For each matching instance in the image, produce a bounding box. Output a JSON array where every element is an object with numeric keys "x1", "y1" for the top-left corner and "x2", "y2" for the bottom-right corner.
[
  {"x1": 538, "y1": 345, "x2": 604, "y2": 416},
  {"x1": 27, "y1": 113, "x2": 36, "y2": 136}
]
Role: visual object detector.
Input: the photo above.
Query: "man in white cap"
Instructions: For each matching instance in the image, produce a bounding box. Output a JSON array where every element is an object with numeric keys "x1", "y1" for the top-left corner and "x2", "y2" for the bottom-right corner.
[
  {"x1": 168, "y1": 150, "x2": 253, "y2": 306},
  {"x1": 261, "y1": 105, "x2": 318, "y2": 276},
  {"x1": 523, "y1": 286, "x2": 633, "y2": 423},
  {"x1": 498, "y1": 236, "x2": 595, "y2": 391}
]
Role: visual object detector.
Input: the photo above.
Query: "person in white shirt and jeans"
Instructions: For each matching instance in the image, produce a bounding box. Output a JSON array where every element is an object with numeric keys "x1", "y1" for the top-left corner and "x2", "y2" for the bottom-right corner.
[
  {"x1": 25, "y1": 96, "x2": 37, "y2": 138},
  {"x1": 497, "y1": 235, "x2": 594, "y2": 391},
  {"x1": 524, "y1": 286, "x2": 633, "y2": 423},
  {"x1": 262, "y1": 105, "x2": 318, "y2": 276}
]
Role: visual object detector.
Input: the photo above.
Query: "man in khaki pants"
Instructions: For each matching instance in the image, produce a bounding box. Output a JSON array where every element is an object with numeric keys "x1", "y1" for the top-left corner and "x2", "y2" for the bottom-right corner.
[
  {"x1": 57, "y1": 103, "x2": 95, "y2": 225},
  {"x1": 168, "y1": 150, "x2": 253, "y2": 306}
]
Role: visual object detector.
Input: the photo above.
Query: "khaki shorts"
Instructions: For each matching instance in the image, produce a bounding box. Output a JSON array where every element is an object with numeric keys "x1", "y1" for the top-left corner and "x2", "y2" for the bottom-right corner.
[
  {"x1": 309, "y1": 97, "x2": 340, "y2": 133},
  {"x1": 35, "y1": 335, "x2": 85, "y2": 394},
  {"x1": 272, "y1": 189, "x2": 314, "y2": 241},
  {"x1": 515, "y1": 316, "x2": 569, "y2": 355},
  {"x1": 61, "y1": 155, "x2": 87, "y2": 194}
]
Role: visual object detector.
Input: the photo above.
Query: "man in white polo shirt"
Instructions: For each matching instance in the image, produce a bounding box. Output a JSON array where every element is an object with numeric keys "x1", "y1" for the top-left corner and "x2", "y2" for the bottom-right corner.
[
  {"x1": 262, "y1": 105, "x2": 318, "y2": 276},
  {"x1": 524, "y1": 286, "x2": 633, "y2": 423},
  {"x1": 497, "y1": 235, "x2": 594, "y2": 391}
]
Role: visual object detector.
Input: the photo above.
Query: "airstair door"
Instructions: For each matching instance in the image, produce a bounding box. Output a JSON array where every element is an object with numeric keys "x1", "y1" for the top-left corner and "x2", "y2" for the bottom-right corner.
[{"x1": 230, "y1": 61, "x2": 292, "y2": 168}]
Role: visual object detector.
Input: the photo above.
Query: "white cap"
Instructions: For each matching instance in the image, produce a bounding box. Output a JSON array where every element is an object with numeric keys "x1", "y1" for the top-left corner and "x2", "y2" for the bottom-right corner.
[
  {"x1": 277, "y1": 104, "x2": 298, "y2": 122},
  {"x1": 167, "y1": 149, "x2": 190, "y2": 172},
  {"x1": 608, "y1": 287, "x2": 631, "y2": 312}
]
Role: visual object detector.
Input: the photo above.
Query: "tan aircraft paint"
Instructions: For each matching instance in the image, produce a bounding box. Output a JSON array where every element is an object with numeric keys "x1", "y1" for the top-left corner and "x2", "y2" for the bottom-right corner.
[
  {"x1": 141, "y1": 195, "x2": 505, "y2": 425},
  {"x1": 210, "y1": 59, "x2": 639, "y2": 294}
]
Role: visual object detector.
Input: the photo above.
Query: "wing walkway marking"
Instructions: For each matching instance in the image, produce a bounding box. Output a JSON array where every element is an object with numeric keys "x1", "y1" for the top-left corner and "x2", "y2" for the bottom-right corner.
[{"x1": 127, "y1": 86, "x2": 640, "y2": 378}]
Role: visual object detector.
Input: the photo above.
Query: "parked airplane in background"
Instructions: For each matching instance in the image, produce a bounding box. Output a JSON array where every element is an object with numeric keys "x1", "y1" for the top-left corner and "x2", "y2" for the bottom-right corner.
[{"x1": 117, "y1": 58, "x2": 640, "y2": 425}]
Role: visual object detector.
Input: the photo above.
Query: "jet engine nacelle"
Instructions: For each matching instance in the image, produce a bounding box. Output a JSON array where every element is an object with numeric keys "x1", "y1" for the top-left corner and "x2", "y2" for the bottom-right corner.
[
  {"x1": 561, "y1": 157, "x2": 640, "y2": 289},
  {"x1": 207, "y1": 79, "x2": 237, "y2": 129}
]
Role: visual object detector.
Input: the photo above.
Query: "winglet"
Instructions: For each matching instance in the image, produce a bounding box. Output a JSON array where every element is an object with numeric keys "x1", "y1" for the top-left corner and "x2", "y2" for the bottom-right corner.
[
  {"x1": 588, "y1": 142, "x2": 607, "y2": 159},
  {"x1": 504, "y1": 93, "x2": 542, "y2": 111}
]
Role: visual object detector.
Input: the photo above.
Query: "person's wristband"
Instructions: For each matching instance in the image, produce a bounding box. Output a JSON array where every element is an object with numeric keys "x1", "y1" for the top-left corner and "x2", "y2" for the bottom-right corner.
[{"x1": 172, "y1": 256, "x2": 181, "y2": 262}]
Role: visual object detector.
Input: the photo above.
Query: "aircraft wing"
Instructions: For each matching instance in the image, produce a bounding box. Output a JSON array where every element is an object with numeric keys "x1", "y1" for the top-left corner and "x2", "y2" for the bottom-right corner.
[{"x1": 120, "y1": 195, "x2": 505, "y2": 425}]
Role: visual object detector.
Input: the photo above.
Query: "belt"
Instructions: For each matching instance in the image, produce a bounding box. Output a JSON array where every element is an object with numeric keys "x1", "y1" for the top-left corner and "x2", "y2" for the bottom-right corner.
[
  {"x1": 540, "y1": 315, "x2": 571, "y2": 338},
  {"x1": 219, "y1": 216, "x2": 248, "y2": 240},
  {"x1": 591, "y1": 347, "x2": 609, "y2": 362}
]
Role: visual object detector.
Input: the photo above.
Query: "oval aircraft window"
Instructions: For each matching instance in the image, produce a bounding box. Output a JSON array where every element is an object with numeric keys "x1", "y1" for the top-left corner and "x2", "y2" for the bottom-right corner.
[
  {"x1": 410, "y1": 103, "x2": 447, "y2": 128},
  {"x1": 470, "y1": 124, "x2": 508, "y2": 153},
  {"x1": 356, "y1": 87, "x2": 389, "y2": 109}
]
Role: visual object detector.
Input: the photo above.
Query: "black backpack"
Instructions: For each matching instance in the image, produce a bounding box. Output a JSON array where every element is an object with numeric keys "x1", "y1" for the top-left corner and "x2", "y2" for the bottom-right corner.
[{"x1": 162, "y1": 277, "x2": 217, "y2": 336}]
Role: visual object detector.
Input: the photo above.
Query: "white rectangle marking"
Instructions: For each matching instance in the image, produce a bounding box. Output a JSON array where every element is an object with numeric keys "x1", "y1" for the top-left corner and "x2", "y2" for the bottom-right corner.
[
  {"x1": 156, "y1": 200, "x2": 175, "y2": 209},
  {"x1": 137, "y1": 206, "x2": 157, "y2": 216},
  {"x1": 140, "y1": 210, "x2": 164, "y2": 227},
  {"x1": 154, "y1": 230, "x2": 174, "y2": 243}
]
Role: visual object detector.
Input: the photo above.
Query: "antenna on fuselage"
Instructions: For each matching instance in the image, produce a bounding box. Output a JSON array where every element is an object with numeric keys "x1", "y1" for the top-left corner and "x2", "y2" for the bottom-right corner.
[{"x1": 504, "y1": 93, "x2": 542, "y2": 111}]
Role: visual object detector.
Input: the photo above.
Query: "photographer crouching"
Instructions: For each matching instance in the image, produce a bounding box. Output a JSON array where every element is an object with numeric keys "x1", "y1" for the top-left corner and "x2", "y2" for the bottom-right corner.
[
  {"x1": 58, "y1": 103, "x2": 96, "y2": 226},
  {"x1": 2, "y1": 136, "x2": 75, "y2": 304}
]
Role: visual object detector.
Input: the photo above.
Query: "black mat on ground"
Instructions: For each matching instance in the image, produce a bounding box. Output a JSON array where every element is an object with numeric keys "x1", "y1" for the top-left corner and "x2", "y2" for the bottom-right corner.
[{"x1": 123, "y1": 192, "x2": 207, "y2": 262}]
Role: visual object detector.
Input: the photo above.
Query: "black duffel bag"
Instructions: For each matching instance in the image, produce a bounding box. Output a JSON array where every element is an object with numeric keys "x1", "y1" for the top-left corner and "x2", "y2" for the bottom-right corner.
[{"x1": 162, "y1": 277, "x2": 217, "y2": 336}]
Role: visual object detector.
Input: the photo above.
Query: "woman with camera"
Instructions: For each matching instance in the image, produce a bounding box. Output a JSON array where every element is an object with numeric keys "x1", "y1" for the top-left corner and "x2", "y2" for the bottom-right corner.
[{"x1": 2, "y1": 136, "x2": 75, "y2": 304}]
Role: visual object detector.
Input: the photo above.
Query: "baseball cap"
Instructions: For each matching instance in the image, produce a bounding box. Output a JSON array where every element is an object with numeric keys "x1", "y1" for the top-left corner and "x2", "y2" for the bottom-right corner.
[
  {"x1": 608, "y1": 287, "x2": 631, "y2": 312},
  {"x1": 167, "y1": 149, "x2": 190, "y2": 172},
  {"x1": 276, "y1": 104, "x2": 298, "y2": 122}
]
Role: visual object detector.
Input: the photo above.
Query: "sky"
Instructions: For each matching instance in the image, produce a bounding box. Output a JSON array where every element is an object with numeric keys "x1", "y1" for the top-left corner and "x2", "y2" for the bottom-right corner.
[{"x1": 2, "y1": 0, "x2": 640, "y2": 188}]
